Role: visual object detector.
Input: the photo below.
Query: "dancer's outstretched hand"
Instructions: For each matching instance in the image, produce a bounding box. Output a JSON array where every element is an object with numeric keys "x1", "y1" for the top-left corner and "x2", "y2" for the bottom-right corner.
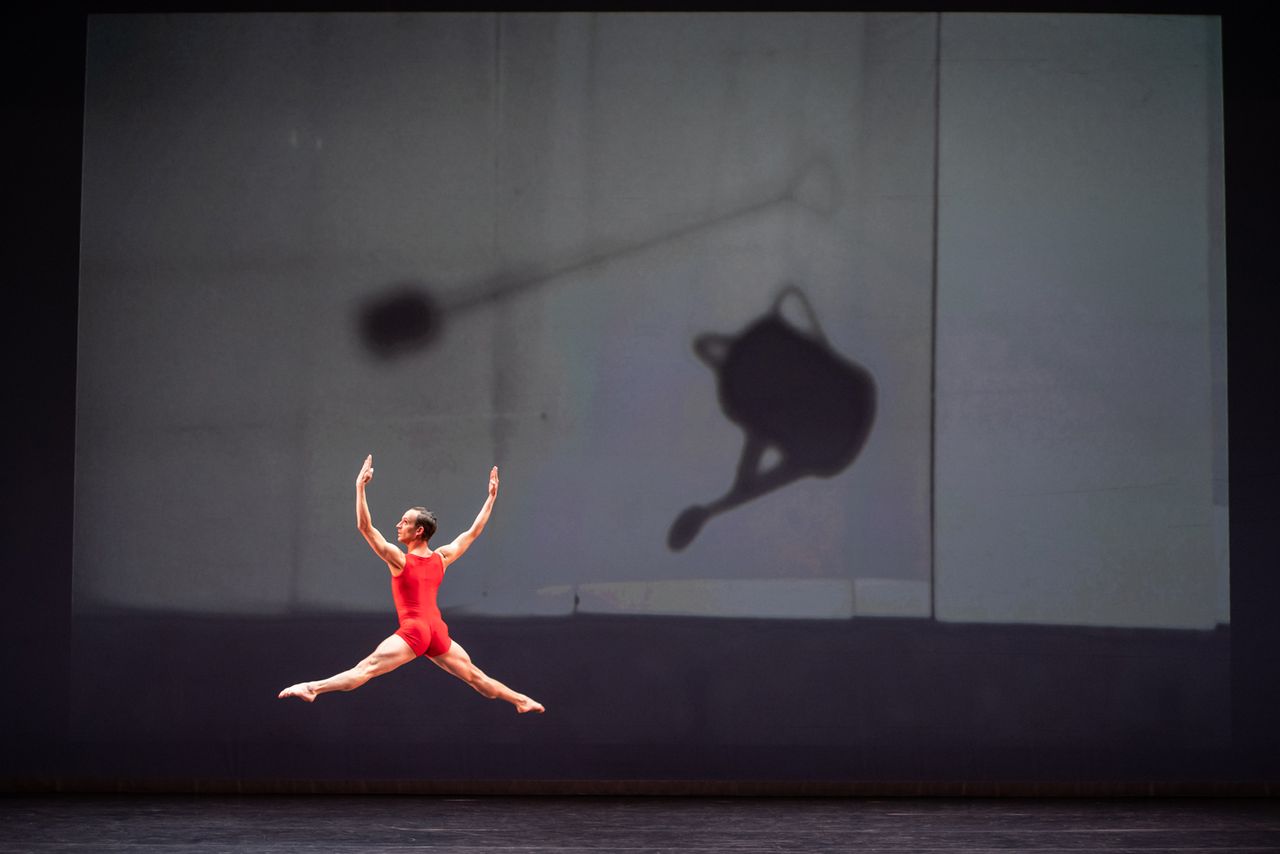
[
  {"x1": 489, "y1": 466, "x2": 499, "y2": 498},
  {"x1": 358, "y1": 454, "x2": 374, "y2": 486}
]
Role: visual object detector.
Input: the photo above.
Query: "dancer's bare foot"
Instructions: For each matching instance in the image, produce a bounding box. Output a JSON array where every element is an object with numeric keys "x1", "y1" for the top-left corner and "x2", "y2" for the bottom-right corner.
[
  {"x1": 515, "y1": 696, "x2": 545, "y2": 714},
  {"x1": 278, "y1": 682, "x2": 317, "y2": 702}
]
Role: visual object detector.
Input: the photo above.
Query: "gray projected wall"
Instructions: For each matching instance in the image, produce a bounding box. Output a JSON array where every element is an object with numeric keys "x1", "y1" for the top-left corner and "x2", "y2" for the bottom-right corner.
[
  {"x1": 75, "y1": 12, "x2": 1226, "y2": 630},
  {"x1": 935, "y1": 15, "x2": 1228, "y2": 629}
]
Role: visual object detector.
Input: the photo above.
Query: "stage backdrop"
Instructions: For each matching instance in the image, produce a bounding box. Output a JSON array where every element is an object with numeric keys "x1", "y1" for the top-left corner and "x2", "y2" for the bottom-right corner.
[{"x1": 68, "y1": 12, "x2": 1229, "y2": 784}]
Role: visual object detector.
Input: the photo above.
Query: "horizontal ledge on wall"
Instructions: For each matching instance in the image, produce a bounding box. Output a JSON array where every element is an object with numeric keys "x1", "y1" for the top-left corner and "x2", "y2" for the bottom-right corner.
[{"x1": 451, "y1": 579, "x2": 932, "y2": 620}]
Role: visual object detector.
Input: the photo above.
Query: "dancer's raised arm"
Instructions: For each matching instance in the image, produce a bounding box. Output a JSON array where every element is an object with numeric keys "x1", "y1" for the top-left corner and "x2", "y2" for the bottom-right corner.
[
  {"x1": 437, "y1": 466, "x2": 498, "y2": 568},
  {"x1": 355, "y1": 454, "x2": 405, "y2": 572}
]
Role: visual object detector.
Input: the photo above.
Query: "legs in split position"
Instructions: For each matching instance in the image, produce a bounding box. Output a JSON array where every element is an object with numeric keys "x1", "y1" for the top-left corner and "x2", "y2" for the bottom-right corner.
[{"x1": 278, "y1": 635, "x2": 544, "y2": 714}]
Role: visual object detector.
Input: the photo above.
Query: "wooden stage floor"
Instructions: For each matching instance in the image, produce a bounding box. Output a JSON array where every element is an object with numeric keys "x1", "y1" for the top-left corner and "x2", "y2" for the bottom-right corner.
[{"x1": 2, "y1": 795, "x2": 1277, "y2": 853}]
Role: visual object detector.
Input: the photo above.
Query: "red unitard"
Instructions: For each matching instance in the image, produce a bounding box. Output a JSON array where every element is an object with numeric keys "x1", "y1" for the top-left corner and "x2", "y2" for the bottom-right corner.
[{"x1": 391, "y1": 551, "x2": 452, "y2": 658}]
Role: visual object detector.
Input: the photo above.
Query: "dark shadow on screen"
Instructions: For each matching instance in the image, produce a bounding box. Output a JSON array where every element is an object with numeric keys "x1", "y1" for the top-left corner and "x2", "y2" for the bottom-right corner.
[
  {"x1": 670, "y1": 285, "x2": 877, "y2": 550},
  {"x1": 358, "y1": 283, "x2": 442, "y2": 359},
  {"x1": 355, "y1": 160, "x2": 842, "y2": 359}
]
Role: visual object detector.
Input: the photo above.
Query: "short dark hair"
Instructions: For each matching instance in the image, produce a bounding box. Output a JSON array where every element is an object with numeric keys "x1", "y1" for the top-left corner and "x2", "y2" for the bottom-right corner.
[{"x1": 411, "y1": 507, "x2": 437, "y2": 541}]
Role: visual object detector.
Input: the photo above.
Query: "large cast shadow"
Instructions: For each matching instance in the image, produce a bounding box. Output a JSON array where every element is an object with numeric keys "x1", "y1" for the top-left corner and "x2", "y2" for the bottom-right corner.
[
  {"x1": 355, "y1": 160, "x2": 841, "y2": 358},
  {"x1": 669, "y1": 285, "x2": 877, "y2": 550}
]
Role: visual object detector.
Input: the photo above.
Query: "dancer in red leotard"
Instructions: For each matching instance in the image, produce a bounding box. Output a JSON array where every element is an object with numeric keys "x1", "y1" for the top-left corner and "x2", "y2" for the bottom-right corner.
[
  {"x1": 391, "y1": 550, "x2": 452, "y2": 659},
  {"x1": 278, "y1": 455, "x2": 545, "y2": 714}
]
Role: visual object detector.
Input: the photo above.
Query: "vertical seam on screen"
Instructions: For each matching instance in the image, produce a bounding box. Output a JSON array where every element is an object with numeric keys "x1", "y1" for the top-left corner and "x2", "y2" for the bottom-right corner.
[{"x1": 929, "y1": 12, "x2": 942, "y2": 621}]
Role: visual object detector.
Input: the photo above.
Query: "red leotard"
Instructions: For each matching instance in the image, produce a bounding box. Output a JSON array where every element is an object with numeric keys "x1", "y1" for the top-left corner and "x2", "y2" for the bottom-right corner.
[{"x1": 391, "y1": 551, "x2": 452, "y2": 658}]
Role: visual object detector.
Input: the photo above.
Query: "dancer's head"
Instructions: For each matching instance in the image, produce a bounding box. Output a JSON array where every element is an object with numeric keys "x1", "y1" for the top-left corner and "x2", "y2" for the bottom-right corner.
[{"x1": 396, "y1": 506, "x2": 437, "y2": 543}]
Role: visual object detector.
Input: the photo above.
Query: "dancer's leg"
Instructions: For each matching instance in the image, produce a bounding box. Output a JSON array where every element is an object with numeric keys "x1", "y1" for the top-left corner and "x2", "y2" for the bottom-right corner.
[
  {"x1": 429, "y1": 640, "x2": 545, "y2": 714},
  {"x1": 278, "y1": 633, "x2": 417, "y2": 702}
]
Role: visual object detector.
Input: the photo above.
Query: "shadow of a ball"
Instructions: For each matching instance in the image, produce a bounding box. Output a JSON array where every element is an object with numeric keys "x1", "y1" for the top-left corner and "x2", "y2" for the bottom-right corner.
[{"x1": 358, "y1": 286, "x2": 441, "y2": 359}]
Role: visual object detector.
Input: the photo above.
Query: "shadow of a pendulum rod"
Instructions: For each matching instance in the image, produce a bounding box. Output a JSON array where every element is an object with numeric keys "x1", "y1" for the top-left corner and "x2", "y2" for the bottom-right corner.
[{"x1": 358, "y1": 159, "x2": 842, "y2": 358}]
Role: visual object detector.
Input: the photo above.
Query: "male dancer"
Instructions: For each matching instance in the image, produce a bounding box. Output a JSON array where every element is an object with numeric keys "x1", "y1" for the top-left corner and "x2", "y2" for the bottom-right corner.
[{"x1": 278, "y1": 455, "x2": 545, "y2": 714}]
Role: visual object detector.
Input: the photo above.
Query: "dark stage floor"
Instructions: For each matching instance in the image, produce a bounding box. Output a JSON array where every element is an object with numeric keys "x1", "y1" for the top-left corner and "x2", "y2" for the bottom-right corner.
[{"x1": 1, "y1": 796, "x2": 1277, "y2": 853}]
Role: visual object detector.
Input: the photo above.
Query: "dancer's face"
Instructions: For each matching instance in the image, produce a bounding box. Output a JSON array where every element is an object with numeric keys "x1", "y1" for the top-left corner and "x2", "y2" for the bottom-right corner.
[{"x1": 395, "y1": 510, "x2": 422, "y2": 543}]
